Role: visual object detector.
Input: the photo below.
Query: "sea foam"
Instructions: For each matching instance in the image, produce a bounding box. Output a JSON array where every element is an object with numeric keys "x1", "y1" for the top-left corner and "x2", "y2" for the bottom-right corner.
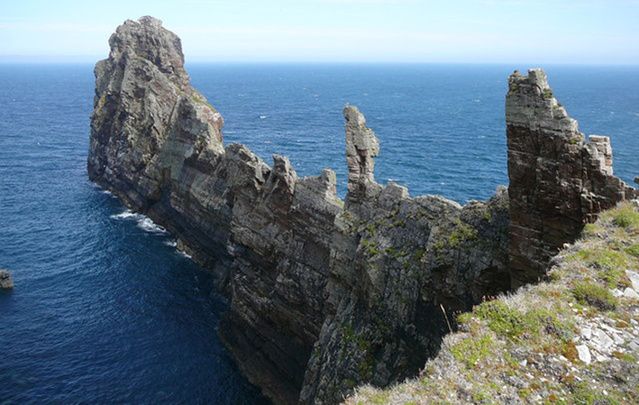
[{"x1": 110, "y1": 210, "x2": 167, "y2": 234}]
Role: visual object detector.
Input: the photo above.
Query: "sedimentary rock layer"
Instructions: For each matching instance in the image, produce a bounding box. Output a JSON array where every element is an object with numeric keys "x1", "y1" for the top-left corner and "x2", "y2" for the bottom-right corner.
[
  {"x1": 506, "y1": 69, "x2": 638, "y2": 287},
  {"x1": 88, "y1": 17, "x2": 636, "y2": 405}
]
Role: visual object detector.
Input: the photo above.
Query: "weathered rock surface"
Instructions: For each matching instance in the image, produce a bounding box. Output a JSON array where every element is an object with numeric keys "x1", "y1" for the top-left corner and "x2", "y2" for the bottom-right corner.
[
  {"x1": 506, "y1": 69, "x2": 638, "y2": 288},
  {"x1": 89, "y1": 16, "x2": 342, "y2": 404},
  {"x1": 89, "y1": 18, "x2": 636, "y2": 405},
  {"x1": 0, "y1": 269, "x2": 13, "y2": 289},
  {"x1": 298, "y1": 106, "x2": 510, "y2": 404}
]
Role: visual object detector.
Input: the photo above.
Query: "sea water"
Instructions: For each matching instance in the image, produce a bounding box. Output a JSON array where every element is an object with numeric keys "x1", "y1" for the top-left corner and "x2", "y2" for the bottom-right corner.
[{"x1": 0, "y1": 64, "x2": 637, "y2": 403}]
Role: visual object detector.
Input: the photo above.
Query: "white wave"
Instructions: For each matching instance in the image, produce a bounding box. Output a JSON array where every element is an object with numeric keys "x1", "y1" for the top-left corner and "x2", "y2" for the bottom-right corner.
[
  {"x1": 178, "y1": 250, "x2": 193, "y2": 260},
  {"x1": 110, "y1": 209, "x2": 167, "y2": 234},
  {"x1": 259, "y1": 115, "x2": 267, "y2": 119},
  {"x1": 110, "y1": 209, "x2": 141, "y2": 220},
  {"x1": 100, "y1": 190, "x2": 113, "y2": 195},
  {"x1": 163, "y1": 240, "x2": 178, "y2": 247},
  {"x1": 136, "y1": 217, "x2": 167, "y2": 234}
]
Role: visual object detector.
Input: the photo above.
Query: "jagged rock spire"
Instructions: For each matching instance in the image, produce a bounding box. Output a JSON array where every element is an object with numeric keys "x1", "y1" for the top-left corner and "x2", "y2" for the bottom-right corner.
[
  {"x1": 506, "y1": 68, "x2": 637, "y2": 287},
  {"x1": 344, "y1": 105, "x2": 381, "y2": 210}
]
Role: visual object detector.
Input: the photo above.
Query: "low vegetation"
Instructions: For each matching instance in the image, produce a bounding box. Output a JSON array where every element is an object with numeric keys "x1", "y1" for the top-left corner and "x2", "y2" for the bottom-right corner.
[{"x1": 346, "y1": 202, "x2": 639, "y2": 404}]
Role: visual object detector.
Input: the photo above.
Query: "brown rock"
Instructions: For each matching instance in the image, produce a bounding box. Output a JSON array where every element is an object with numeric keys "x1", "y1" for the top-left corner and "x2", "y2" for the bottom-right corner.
[{"x1": 506, "y1": 68, "x2": 637, "y2": 288}]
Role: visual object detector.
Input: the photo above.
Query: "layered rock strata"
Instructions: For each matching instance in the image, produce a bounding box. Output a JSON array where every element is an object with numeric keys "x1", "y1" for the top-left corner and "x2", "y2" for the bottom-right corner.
[
  {"x1": 88, "y1": 18, "x2": 636, "y2": 404},
  {"x1": 506, "y1": 69, "x2": 638, "y2": 287}
]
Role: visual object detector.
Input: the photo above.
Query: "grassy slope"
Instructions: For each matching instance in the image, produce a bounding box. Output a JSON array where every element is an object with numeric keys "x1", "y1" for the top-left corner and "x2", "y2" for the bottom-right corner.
[{"x1": 346, "y1": 202, "x2": 639, "y2": 404}]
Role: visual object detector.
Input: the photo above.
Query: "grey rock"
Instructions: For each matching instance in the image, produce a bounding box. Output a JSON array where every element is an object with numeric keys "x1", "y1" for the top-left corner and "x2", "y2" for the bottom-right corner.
[
  {"x1": 88, "y1": 19, "x2": 638, "y2": 405},
  {"x1": 576, "y1": 344, "x2": 591, "y2": 364},
  {"x1": 626, "y1": 270, "x2": 639, "y2": 291},
  {"x1": 591, "y1": 328, "x2": 615, "y2": 352},
  {"x1": 623, "y1": 287, "x2": 639, "y2": 300},
  {"x1": 0, "y1": 269, "x2": 13, "y2": 289}
]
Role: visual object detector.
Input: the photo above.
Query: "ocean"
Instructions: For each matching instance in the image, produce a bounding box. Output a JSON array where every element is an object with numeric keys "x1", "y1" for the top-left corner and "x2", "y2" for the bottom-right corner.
[{"x1": 0, "y1": 64, "x2": 637, "y2": 403}]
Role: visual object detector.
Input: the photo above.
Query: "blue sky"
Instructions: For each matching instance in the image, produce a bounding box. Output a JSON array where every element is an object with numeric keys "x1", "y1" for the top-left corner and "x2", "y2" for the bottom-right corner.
[{"x1": 1, "y1": 0, "x2": 638, "y2": 64}]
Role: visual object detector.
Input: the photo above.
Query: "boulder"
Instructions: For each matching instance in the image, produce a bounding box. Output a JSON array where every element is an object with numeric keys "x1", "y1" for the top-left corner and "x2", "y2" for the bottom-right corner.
[{"x1": 0, "y1": 269, "x2": 13, "y2": 289}]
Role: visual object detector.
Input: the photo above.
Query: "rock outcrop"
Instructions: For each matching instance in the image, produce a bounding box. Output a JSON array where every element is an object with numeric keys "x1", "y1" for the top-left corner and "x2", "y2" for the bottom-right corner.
[
  {"x1": 298, "y1": 107, "x2": 510, "y2": 404},
  {"x1": 89, "y1": 16, "x2": 342, "y2": 404},
  {"x1": 346, "y1": 202, "x2": 639, "y2": 404},
  {"x1": 506, "y1": 69, "x2": 638, "y2": 288},
  {"x1": 88, "y1": 18, "x2": 636, "y2": 405},
  {"x1": 0, "y1": 269, "x2": 13, "y2": 289}
]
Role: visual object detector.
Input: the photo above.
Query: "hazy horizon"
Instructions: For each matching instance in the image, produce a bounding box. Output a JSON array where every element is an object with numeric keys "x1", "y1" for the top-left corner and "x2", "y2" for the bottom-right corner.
[{"x1": 1, "y1": 0, "x2": 639, "y2": 65}]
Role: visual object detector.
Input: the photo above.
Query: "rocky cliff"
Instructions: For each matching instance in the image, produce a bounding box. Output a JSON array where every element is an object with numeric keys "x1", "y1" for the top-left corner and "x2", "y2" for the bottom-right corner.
[
  {"x1": 506, "y1": 69, "x2": 638, "y2": 288},
  {"x1": 88, "y1": 17, "x2": 636, "y2": 404},
  {"x1": 347, "y1": 202, "x2": 639, "y2": 404}
]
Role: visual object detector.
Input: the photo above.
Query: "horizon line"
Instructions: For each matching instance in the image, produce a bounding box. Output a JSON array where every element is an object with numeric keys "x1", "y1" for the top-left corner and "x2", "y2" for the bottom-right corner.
[{"x1": 1, "y1": 58, "x2": 639, "y2": 68}]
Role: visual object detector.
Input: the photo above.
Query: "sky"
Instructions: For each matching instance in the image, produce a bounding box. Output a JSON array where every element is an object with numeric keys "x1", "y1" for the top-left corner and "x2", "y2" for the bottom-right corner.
[{"x1": 1, "y1": 0, "x2": 638, "y2": 64}]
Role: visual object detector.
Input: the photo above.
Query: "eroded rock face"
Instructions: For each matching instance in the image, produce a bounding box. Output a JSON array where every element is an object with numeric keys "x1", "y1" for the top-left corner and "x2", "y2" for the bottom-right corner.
[
  {"x1": 506, "y1": 69, "x2": 638, "y2": 287},
  {"x1": 89, "y1": 19, "x2": 635, "y2": 405},
  {"x1": 89, "y1": 17, "x2": 346, "y2": 404}
]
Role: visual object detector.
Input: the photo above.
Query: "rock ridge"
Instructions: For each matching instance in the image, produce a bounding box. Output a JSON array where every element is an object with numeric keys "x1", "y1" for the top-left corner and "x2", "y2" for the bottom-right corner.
[{"x1": 88, "y1": 19, "x2": 637, "y2": 404}]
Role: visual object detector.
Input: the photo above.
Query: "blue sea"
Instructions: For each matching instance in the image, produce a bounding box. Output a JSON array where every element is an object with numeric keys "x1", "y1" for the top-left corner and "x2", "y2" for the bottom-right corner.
[{"x1": 0, "y1": 64, "x2": 637, "y2": 403}]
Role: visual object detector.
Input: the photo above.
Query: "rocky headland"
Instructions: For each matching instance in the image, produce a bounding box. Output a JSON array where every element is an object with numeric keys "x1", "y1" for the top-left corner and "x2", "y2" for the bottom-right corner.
[{"x1": 88, "y1": 17, "x2": 637, "y2": 404}]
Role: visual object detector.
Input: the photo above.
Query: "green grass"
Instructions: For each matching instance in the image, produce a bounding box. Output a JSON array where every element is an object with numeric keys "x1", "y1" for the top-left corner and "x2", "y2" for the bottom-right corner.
[
  {"x1": 450, "y1": 334, "x2": 494, "y2": 369},
  {"x1": 474, "y1": 300, "x2": 529, "y2": 339},
  {"x1": 571, "y1": 248, "x2": 631, "y2": 288},
  {"x1": 582, "y1": 223, "x2": 602, "y2": 236},
  {"x1": 571, "y1": 281, "x2": 618, "y2": 311},
  {"x1": 611, "y1": 203, "x2": 639, "y2": 229},
  {"x1": 571, "y1": 381, "x2": 621, "y2": 405},
  {"x1": 473, "y1": 300, "x2": 571, "y2": 342},
  {"x1": 572, "y1": 248, "x2": 628, "y2": 270},
  {"x1": 625, "y1": 243, "x2": 639, "y2": 258}
]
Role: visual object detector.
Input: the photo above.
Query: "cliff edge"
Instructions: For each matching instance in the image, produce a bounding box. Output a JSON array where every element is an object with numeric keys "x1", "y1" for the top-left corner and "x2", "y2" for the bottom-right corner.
[
  {"x1": 347, "y1": 202, "x2": 639, "y2": 404},
  {"x1": 88, "y1": 17, "x2": 637, "y2": 404}
]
